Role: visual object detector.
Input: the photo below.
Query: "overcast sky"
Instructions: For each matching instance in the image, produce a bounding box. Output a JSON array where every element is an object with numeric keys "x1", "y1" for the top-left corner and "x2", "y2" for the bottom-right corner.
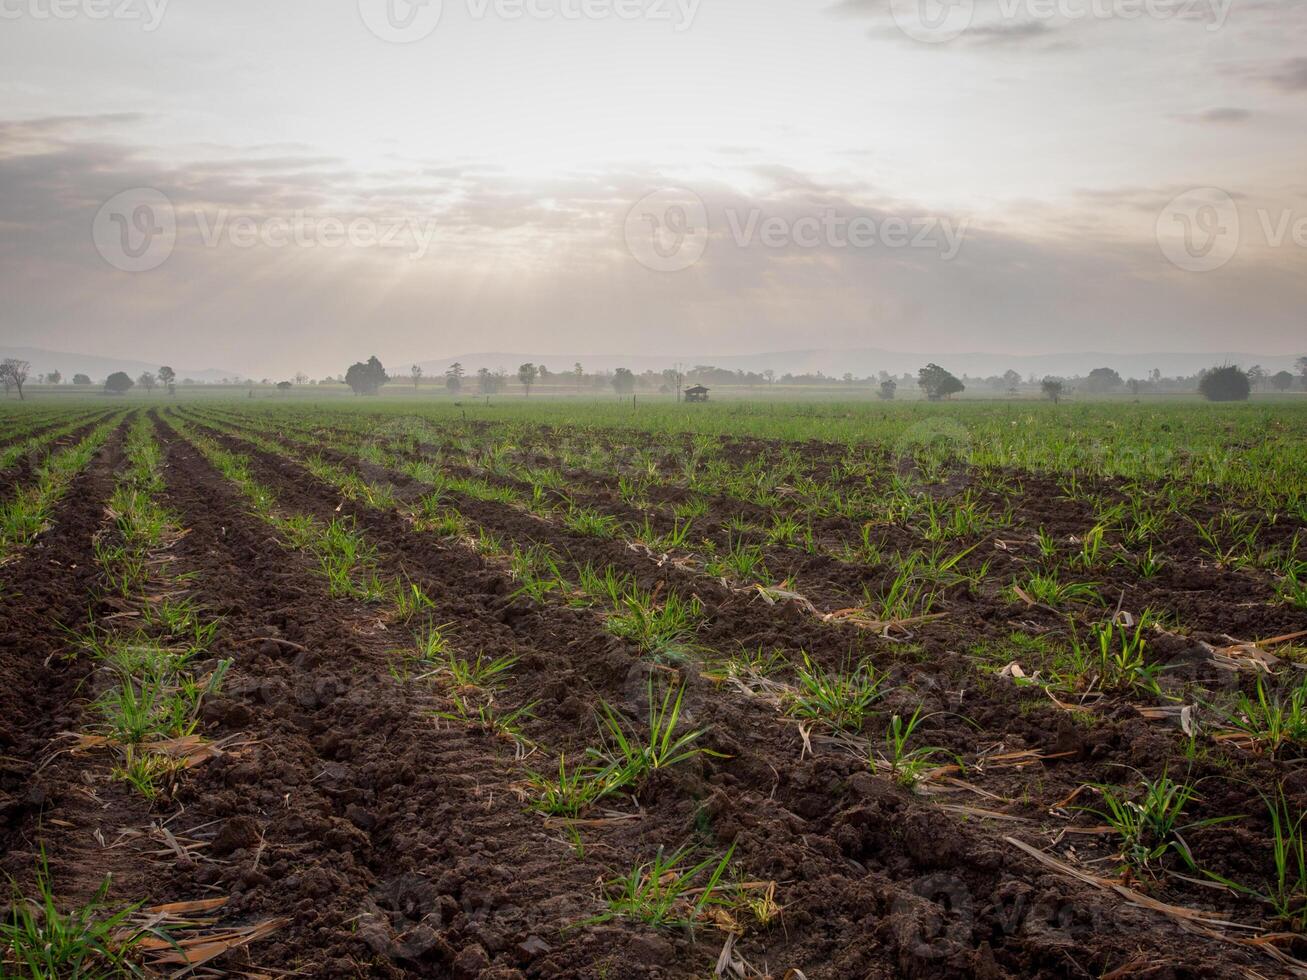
[{"x1": 1, "y1": 0, "x2": 1304, "y2": 376}]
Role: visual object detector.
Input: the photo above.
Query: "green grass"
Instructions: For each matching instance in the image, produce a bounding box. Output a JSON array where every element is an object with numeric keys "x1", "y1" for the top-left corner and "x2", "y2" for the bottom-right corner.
[
  {"x1": 785, "y1": 653, "x2": 889, "y2": 732},
  {"x1": 877, "y1": 707, "x2": 951, "y2": 787},
  {"x1": 1084, "y1": 770, "x2": 1237, "y2": 874},
  {"x1": 591, "y1": 844, "x2": 736, "y2": 930},
  {"x1": 1215, "y1": 674, "x2": 1307, "y2": 756},
  {"x1": 526, "y1": 754, "x2": 618, "y2": 818},
  {"x1": 2, "y1": 852, "x2": 153, "y2": 977},
  {"x1": 590, "y1": 681, "x2": 719, "y2": 790},
  {"x1": 604, "y1": 589, "x2": 702, "y2": 659},
  {"x1": 0, "y1": 418, "x2": 121, "y2": 562}
]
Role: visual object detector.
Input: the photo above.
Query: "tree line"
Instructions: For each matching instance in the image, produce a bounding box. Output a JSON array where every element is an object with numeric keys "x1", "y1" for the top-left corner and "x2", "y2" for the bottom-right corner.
[{"x1": 7, "y1": 355, "x2": 1304, "y2": 403}]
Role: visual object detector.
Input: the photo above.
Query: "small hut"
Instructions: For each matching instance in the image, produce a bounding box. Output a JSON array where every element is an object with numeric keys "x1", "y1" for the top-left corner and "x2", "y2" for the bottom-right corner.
[{"x1": 684, "y1": 385, "x2": 710, "y2": 403}]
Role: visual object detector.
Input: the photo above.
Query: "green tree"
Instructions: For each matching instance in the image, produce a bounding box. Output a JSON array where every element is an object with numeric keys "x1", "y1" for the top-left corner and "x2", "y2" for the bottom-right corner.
[
  {"x1": 73, "y1": 373, "x2": 92, "y2": 385},
  {"x1": 1084, "y1": 367, "x2": 1123, "y2": 393},
  {"x1": 1271, "y1": 370, "x2": 1295, "y2": 392},
  {"x1": 345, "y1": 356, "x2": 388, "y2": 395},
  {"x1": 612, "y1": 367, "x2": 636, "y2": 396},
  {"x1": 446, "y1": 362, "x2": 464, "y2": 394},
  {"x1": 137, "y1": 371, "x2": 156, "y2": 395},
  {"x1": 1041, "y1": 377, "x2": 1065, "y2": 404},
  {"x1": 517, "y1": 362, "x2": 538, "y2": 396},
  {"x1": 917, "y1": 363, "x2": 964, "y2": 401},
  {"x1": 105, "y1": 371, "x2": 134, "y2": 395}
]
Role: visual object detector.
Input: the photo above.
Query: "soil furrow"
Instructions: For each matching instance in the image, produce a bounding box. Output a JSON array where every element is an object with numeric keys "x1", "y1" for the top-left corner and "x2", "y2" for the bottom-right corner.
[{"x1": 164, "y1": 415, "x2": 1289, "y2": 975}]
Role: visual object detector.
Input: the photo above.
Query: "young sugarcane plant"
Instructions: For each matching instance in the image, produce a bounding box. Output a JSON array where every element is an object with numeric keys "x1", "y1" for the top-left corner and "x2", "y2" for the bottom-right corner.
[
  {"x1": 876, "y1": 708, "x2": 952, "y2": 788},
  {"x1": 1212, "y1": 673, "x2": 1307, "y2": 757},
  {"x1": 589, "y1": 680, "x2": 721, "y2": 793},
  {"x1": 1083, "y1": 770, "x2": 1238, "y2": 875},
  {"x1": 590, "y1": 844, "x2": 737, "y2": 930},
  {"x1": 786, "y1": 653, "x2": 890, "y2": 733}
]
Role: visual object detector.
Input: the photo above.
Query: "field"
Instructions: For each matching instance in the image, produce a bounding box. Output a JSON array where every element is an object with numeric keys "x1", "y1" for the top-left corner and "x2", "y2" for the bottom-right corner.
[{"x1": 2, "y1": 397, "x2": 1306, "y2": 978}]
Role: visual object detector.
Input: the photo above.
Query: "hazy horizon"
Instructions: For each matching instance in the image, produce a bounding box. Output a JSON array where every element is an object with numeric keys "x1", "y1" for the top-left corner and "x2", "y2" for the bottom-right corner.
[{"x1": 2, "y1": 0, "x2": 1306, "y2": 377}]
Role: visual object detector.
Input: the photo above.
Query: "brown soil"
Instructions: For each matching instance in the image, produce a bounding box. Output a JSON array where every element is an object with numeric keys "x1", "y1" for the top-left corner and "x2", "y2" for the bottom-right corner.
[
  {"x1": 129, "y1": 410, "x2": 1307, "y2": 977},
  {"x1": 2, "y1": 408, "x2": 1303, "y2": 978}
]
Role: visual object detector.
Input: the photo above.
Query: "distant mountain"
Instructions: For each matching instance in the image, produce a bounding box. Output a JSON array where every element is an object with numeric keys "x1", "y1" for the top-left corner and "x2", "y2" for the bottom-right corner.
[
  {"x1": 417, "y1": 348, "x2": 1302, "y2": 380},
  {"x1": 0, "y1": 347, "x2": 239, "y2": 384}
]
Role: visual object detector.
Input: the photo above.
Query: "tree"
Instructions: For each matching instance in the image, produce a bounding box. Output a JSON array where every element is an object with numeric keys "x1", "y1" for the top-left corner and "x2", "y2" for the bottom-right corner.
[
  {"x1": 477, "y1": 368, "x2": 501, "y2": 396},
  {"x1": 1198, "y1": 366, "x2": 1251, "y2": 402},
  {"x1": 878, "y1": 378, "x2": 897, "y2": 400},
  {"x1": 410, "y1": 364, "x2": 423, "y2": 390},
  {"x1": 1041, "y1": 377, "x2": 1065, "y2": 404},
  {"x1": 1246, "y1": 365, "x2": 1266, "y2": 389},
  {"x1": 446, "y1": 362, "x2": 464, "y2": 394},
  {"x1": 105, "y1": 371, "x2": 134, "y2": 395},
  {"x1": 158, "y1": 365, "x2": 175, "y2": 387},
  {"x1": 612, "y1": 368, "x2": 636, "y2": 396},
  {"x1": 517, "y1": 363, "x2": 538, "y2": 396},
  {"x1": 663, "y1": 366, "x2": 685, "y2": 401},
  {"x1": 1002, "y1": 369, "x2": 1022, "y2": 394},
  {"x1": 47, "y1": 370, "x2": 62, "y2": 385},
  {"x1": 0, "y1": 359, "x2": 30, "y2": 400},
  {"x1": 1271, "y1": 370, "x2": 1295, "y2": 392},
  {"x1": 1296, "y1": 356, "x2": 1307, "y2": 382},
  {"x1": 345, "y1": 356, "x2": 388, "y2": 395},
  {"x1": 138, "y1": 371, "x2": 156, "y2": 395},
  {"x1": 1085, "y1": 367, "x2": 1123, "y2": 394},
  {"x1": 276, "y1": 381, "x2": 292, "y2": 393},
  {"x1": 573, "y1": 362, "x2": 584, "y2": 393},
  {"x1": 917, "y1": 363, "x2": 964, "y2": 401},
  {"x1": 73, "y1": 373, "x2": 91, "y2": 386}
]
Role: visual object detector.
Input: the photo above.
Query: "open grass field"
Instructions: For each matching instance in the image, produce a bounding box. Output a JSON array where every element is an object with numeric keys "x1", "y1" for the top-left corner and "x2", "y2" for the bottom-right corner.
[{"x1": 2, "y1": 397, "x2": 1306, "y2": 978}]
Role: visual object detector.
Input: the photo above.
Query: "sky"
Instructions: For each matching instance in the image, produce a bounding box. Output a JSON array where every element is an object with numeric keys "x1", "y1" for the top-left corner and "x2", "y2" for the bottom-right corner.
[{"x1": 0, "y1": 0, "x2": 1305, "y2": 377}]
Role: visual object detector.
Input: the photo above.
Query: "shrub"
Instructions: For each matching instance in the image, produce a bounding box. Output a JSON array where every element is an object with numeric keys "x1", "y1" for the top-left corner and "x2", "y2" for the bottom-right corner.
[{"x1": 1199, "y1": 366, "x2": 1251, "y2": 402}]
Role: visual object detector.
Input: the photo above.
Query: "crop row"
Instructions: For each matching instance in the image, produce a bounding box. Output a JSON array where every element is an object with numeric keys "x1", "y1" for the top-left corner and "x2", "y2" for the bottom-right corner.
[
  {"x1": 165, "y1": 407, "x2": 1307, "y2": 951},
  {"x1": 158, "y1": 411, "x2": 791, "y2": 952},
  {"x1": 186, "y1": 404, "x2": 1306, "y2": 628}
]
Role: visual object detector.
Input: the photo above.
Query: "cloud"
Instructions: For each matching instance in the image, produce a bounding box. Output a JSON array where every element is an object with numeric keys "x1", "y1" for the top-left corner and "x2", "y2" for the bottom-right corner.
[
  {"x1": 1267, "y1": 56, "x2": 1307, "y2": 92},
  {"x1": 1179, "y1": 106, "x2": 1253, "y2": 124},
  {"x1": 1, "y1": 116, "x2": 1304, "y2": 375},
  {"x1": 964, "y1": 20, "x2": 1059, "y2": 46}
]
